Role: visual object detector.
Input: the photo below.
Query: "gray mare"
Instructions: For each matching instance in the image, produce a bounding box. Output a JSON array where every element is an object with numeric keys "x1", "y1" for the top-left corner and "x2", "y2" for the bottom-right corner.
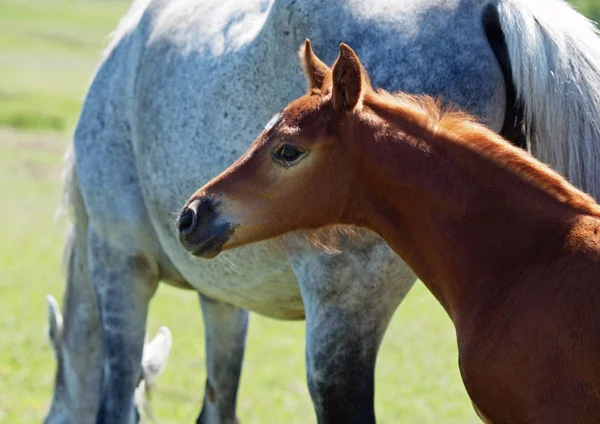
[{"x1": 46, "y1": 0, "x2": 600, "y2": 423}]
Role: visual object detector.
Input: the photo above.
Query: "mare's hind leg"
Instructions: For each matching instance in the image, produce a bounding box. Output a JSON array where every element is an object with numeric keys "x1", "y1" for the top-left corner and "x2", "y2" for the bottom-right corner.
[
  {"x1": 197, "y1": 294, "x2": 248, "y2": 424},
  {"x1": 46, "y1": 208, "x2": 103, "y2": 424},
  {"x1": 88, "y1": 228, "x2": 159, "y2": 424},
  {"x1": 291, "y1": 240, "x2": 415, "y2": 424}
]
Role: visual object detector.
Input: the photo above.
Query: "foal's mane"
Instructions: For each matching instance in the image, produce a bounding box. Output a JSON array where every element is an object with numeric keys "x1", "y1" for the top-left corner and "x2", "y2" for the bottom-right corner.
[{"x1": 363, "y1": 89, "x2": 600, "y2": 217}]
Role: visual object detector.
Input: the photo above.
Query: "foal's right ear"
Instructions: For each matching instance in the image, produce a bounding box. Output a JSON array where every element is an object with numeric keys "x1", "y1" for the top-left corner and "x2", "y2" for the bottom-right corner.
[
  {"x1": 299, "y1": 39, "x2": 330, "y2": 91},
  {"x1": 142, "y1": 326, "x2": 173, "y2": 384},
  {"x1": 332, "y1": 43, "x2": 365, "y2": 113},
  {"x1": 46, "y1": 294, "x2": 63, "y2": 351}
]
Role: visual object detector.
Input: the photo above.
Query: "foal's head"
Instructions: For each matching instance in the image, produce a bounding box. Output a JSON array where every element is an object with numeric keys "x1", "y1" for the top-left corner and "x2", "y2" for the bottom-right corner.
[{"x1": 178, "y1": 41, "x2": 371, "y2": 258}]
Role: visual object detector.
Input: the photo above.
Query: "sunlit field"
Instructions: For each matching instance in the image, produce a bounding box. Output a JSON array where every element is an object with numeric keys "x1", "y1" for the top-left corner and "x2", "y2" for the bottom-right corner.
[{"x1": 0, "y1": 0, "x2": 596, "y2": 422}]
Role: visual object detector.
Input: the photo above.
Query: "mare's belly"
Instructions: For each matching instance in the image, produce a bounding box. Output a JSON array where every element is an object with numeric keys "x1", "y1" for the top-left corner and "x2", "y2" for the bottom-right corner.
[{"x1": 179, "y1": 242, "x2": 304, "y2": 320}]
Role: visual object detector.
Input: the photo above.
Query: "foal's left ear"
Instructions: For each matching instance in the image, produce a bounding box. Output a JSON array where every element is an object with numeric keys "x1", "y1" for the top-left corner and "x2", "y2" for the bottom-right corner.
[
  {"x1": 46, "y1": 294, "x2": 63, "y2": 352},
  {"x1": 300, "y1": 39, "x2": 330, "y2": 91},
  {"x1": 332, "y1": 43, "x2": 365, "y2": 113}
]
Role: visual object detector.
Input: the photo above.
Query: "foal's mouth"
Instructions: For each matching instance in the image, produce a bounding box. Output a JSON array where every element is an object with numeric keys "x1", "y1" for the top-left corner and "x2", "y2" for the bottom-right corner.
[
  {"x1": 190, "y1": 229, "x2": 232, "y2": 258},
  {"x1": 179, "y1": 222, "x2": 233, "y2": 259}
]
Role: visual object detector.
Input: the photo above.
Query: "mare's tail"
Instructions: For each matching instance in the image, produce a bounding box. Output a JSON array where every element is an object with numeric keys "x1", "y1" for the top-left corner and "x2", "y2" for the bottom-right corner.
[{"x1": 495, "y1": 0, "x2": 600, "y2": 199}]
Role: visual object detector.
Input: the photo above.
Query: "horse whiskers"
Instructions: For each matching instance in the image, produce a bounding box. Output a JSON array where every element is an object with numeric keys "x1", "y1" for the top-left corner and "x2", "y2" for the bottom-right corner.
[{"x1": 215, "y1": 253, "x2": 240, "y2": 274}]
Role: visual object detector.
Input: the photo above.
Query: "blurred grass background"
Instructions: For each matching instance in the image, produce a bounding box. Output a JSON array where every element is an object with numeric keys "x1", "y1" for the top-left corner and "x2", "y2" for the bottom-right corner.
[{"x1": 0, "y1": 0, "x2": 598, "y2": 422}]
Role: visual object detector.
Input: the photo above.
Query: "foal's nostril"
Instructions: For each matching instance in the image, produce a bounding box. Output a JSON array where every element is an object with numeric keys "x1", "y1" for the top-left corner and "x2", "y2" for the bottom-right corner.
[
  {"x1": 177, "y1": 196, "x2": 230, "y2": 256},
  {"x1": 177, "y1": 207, "x2": 197, "y2": 234},
  {"x1": 178, "y1": 197, "x2": 219, "y2": 244},
  {"x1": 195, "y1": 197, "x2": 215, "y2": 217}
]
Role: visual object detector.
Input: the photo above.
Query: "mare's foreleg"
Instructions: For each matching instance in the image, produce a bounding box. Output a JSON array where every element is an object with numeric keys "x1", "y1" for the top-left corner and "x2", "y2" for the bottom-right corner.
[
  {"x1": 89, "y1": 229, "x2": 159, "y2": 424},
  {"x1": 293, "y1": 241, "x2": 415, "y2": 424},
  {"x1": 197, "y1": 294, "x2": 248, "y2": 424}
]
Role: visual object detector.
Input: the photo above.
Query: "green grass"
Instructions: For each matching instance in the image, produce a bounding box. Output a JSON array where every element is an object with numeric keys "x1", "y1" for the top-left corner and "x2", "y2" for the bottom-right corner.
[
  {"x1": 571, "y1": 0, "x2": 600, "y2": 22},
  {"x1": 0, "y1": 0, "x2": 128, "y2": 131}
]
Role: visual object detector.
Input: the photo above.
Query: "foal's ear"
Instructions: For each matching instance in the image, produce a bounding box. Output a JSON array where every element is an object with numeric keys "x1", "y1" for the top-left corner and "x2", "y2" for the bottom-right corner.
[
  {"x1": 332, "y1": 43, "x2": 365, "y2": 113},
  {"x1": 46, "y1": 294, "x2": 63, "y2": 351},
  {"x1": 142, "y1": 327, "x2": 172, "y2": 384},
  {"x1": 300, "y1": 39, "x2": 330, "y2": 91}
]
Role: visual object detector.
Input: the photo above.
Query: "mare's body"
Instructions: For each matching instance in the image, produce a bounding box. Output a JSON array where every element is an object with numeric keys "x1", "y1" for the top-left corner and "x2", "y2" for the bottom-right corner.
[
  {"x1": 47, "y1": 0, "x2": 600, "y2": 423},
  {"x1": 181, "y1": 42, "x2": 600, "y2": 423}
]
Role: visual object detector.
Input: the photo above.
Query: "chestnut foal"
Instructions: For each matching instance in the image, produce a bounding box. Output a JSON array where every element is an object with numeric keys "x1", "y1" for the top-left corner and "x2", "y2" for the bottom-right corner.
[{"x1": 179, "y1": 41, "x2": 600, "y2": 423}]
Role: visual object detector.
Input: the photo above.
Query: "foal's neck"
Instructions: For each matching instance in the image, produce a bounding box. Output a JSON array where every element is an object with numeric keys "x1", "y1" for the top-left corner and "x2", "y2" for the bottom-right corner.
[{"x1": 344, "y1": 94, "x2": 599, "y2": 321}]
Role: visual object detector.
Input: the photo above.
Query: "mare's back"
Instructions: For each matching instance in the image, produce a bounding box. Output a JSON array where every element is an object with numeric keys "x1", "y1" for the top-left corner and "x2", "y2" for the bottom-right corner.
[{"x1": 130, "y1": 0, "x2": 502, "y2": 211}]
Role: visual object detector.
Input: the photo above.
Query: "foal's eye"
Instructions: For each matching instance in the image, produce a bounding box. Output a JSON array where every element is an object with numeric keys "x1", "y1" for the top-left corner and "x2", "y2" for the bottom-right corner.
[{"x1": 272, "y1": 144, "x2": 305, "y2": 165}]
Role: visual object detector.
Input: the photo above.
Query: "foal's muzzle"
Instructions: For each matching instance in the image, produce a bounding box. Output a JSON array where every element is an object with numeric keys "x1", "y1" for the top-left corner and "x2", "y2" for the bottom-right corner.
[{"x1": 178, "y1": 197, "x2": 232, "y2": 258}]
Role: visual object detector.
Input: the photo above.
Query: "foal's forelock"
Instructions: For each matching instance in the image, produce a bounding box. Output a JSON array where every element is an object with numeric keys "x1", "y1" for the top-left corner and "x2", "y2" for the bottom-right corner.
[{"x1": 263, "y1": 112, "x2": 282, "y2": 132}]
